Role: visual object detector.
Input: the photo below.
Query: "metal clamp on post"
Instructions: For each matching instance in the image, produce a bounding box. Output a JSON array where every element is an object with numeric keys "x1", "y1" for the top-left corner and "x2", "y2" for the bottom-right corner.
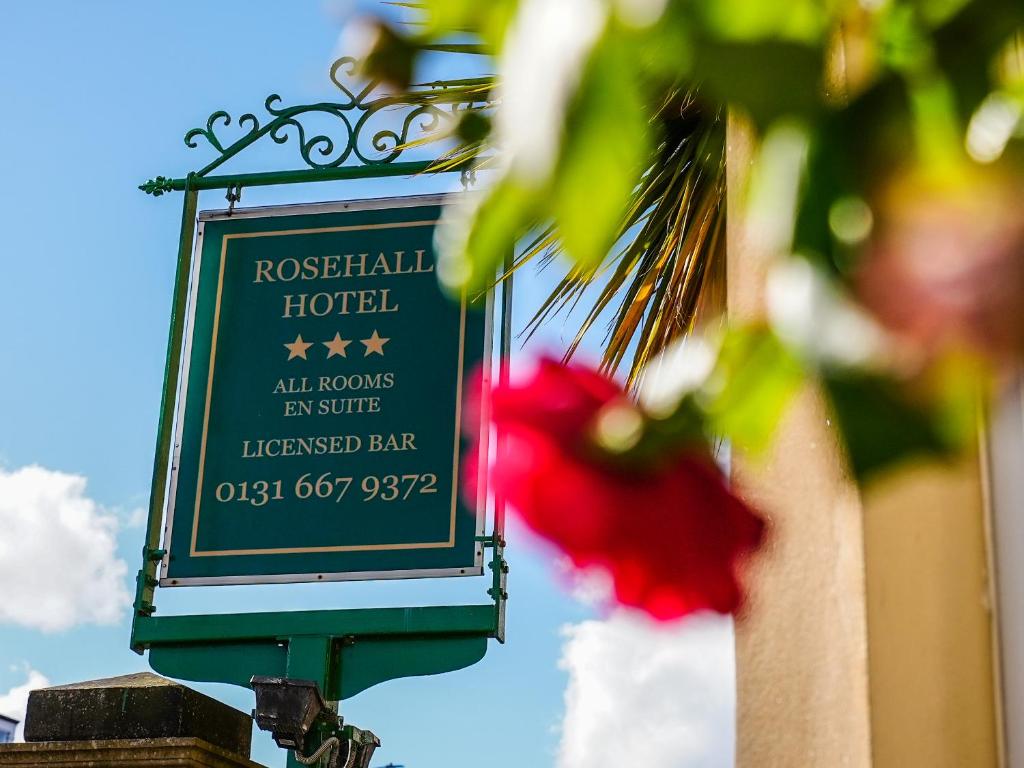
[
  {"x1": 251, "y1": 677, "x2": 379, "y2": 768},
  {"x1": 292, "y1": 736, "x2": 343, "y2": 768}
]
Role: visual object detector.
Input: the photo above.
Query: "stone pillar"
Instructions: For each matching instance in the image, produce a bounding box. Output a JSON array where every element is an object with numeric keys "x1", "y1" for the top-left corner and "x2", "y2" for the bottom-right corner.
[
  {"x1": 0, "y1": 672, "x2": 267, "y2": 767},
  {"x1": 726, "y1": 113, "x2": 874, "y2": 767}
]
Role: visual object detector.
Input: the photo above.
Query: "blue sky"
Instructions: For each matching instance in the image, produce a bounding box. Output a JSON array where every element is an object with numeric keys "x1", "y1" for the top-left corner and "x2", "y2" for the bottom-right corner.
[
  {"x1": 0, "y1": 3, "x2": 591, "y2": 765},
  {"x1": 0, "y1": 4, "x2": 733, "y2": 767}
]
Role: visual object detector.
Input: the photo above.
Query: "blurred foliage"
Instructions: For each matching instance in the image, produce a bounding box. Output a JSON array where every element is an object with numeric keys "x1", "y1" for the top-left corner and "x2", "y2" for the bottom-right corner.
[
  {"x1": 823, "y1": 362, "x2": 980, "y2": 484},
  {"x1": 700, "y1": 328, "x2": 806, "y2": 456},
  {"x1": 362, "y1": 0, "x2": 1024, "y2": 484}
]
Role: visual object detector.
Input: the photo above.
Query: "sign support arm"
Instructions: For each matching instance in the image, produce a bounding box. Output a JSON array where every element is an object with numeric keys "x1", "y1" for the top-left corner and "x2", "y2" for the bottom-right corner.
[{"x1": 140, "y1": 160, "x2": 484, "y2": 197}]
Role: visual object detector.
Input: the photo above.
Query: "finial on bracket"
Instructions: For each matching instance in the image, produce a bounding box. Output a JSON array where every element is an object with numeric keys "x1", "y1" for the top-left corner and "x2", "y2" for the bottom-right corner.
[{"x1": 140, "y1": 176, "x2": 176, "y2": 197}]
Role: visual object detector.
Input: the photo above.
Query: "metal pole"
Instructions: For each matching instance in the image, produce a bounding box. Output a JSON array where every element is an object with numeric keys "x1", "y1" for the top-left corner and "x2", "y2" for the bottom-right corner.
[
  {"x1": 131, "y1": 176, "x2": 198, "y2": 651},
  {"x1": 490, "y1": 248, "x2": 514, "y2": 643}
]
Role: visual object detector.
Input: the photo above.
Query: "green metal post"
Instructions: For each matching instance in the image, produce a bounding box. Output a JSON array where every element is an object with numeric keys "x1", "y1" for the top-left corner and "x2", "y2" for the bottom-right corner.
[
  {"x1": 492, "y1": 249, "x2": 514, "y2": 643},
  {"x1": 284, "y1": 636, "x2": 336, "y2": 768},
  {"x1": 131, "y1": 177, "x2": 198, "y2": 651},
  {"x1": 285, "y1": 636, "x2": 336, "y2": 698}
]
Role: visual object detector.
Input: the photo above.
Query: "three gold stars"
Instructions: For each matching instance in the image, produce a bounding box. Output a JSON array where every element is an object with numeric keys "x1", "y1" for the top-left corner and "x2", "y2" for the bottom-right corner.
[{"x1": 284, "y1": 330, "x2": 389, "y2": 360}]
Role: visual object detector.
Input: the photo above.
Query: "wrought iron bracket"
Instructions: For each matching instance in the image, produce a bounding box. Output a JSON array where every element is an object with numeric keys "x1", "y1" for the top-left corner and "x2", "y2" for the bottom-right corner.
[{"x1": 140, "y1": 56, "x2": 494, "y2": 195}]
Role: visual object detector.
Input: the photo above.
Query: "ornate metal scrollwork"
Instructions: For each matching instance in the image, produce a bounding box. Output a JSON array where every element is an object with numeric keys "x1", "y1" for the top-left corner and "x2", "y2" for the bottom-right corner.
[{"x1": 179, "y1": 56, "x2": 494, "y2": 179}]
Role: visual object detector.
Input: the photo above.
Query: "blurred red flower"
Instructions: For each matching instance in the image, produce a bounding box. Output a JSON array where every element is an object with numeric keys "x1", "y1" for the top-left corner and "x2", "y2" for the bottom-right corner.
[
  {"x1": 858, "y1": 171, "x2": 1024, "y2": 363},
  {"x1": 473, "y1": 358, "x2": 765, "y2": 620}
]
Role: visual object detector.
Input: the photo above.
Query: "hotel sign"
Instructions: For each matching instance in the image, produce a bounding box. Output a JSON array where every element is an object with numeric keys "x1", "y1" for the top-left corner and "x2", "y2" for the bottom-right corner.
[{"x1": 161, "y1": 196, "x2": 489, "y2": 585}]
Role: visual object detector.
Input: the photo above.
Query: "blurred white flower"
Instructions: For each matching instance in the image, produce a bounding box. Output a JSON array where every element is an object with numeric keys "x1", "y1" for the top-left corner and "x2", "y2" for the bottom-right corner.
[
  {"x1": 495, "y1": 0, "x2": 607, "y2": 184},
  {"x1": 767, "y1": 257, "x2": 884, "y2": 368},
  {"x1": 966, "y1": 91, "x2": 1022, "y2": 164},
  {"x1": 637, "y1": 332, "x2": 720, "y2": 417},
  {"x1": 435, "y1": 190, "x2": 485, "y2": 291},
  {"x1": 746, "y1": 122, "x2": 810, "y2": 257},
  {"x1": 613, "y1": 0, "x2": 669, "y2": 28}
]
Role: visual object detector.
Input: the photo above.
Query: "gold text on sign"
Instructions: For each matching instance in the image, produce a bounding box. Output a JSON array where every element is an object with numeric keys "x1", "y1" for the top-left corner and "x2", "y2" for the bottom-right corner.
[
  {"x1": 281, "y1": 288, "x2": 399, "y2": 319},
  {"x1": 282, "y1": 396, "x2": 381, "y2": 417},
  {"x1": 252, "y1": 250, "x2": 434, "y2": 283},
  {"x1": 240, "y1": 432, "x2": 416, "y2": 458},
  {"x1": 213, "y1": 472, "x2": 440, "y2": 508}
]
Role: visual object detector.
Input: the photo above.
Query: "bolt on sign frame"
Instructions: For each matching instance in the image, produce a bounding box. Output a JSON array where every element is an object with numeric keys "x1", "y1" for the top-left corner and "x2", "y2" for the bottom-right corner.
[{"x1": 130, "y1": 57, "x2": 509, "y2": 718}]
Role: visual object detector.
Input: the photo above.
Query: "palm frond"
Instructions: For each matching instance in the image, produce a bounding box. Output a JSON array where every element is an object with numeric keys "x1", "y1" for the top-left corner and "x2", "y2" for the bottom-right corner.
[{"x1": 517, "y1": 94, "x2": 725, "y2": 386}]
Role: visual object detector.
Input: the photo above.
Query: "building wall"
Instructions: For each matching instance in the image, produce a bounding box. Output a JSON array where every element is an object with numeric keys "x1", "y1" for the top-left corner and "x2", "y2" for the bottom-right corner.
[
  {"x1": 0, "y1": 719, "x2": 17, "y2": 744},
  {"x1": 988, "y1": 382, "x2": 1024, "y2": 768}
]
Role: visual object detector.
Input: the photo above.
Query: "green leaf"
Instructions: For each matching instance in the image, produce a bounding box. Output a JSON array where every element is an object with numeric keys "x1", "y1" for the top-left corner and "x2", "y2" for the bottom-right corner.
[
  {"x1": 823, "y1": 371, "x2": 960, "y2": 484},
  {"x1": 793, "y1": 74, "x2": 912, "y2": 275},
  {"x1": 360, "y1": 20, "x2": 418, "y2": 90},
  {"x1": 912, "y1": 0, "x2": 973, "y2": 28},
  {"x1": 692, "y1": 39, "x2": 825, "y2": 126},
  {"x1": 701, "y1": 327, "x2": 805, "y2": 454},
  {"x1": 456, "y1": 110, "x2": 492, "y2": 143},
  {"x1": 691, "y1": 0, "x2": 831, "y2": 44},
  {"x1": 416, "y1": 0, "x2": 518, "y2": 49},
  {"x1": 919, "y1": 351, "x2": 987, "y2": 449},
  {"x1": 931, "y1": 0, "x2": 1024, "y2": 118},
  {"x1": 439, "y1": 177, "x2": 538, "y2": 294},
  {"x1": 552, "y1": 38, "x2": 651, "y2": 269}
]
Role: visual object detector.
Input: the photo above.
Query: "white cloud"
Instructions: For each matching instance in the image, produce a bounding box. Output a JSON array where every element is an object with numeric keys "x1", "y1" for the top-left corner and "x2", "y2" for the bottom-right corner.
[
  {"x1": 0, "y1": 667, "x2": 50, "y2": 741},
  {"x1": 557, "y1": 612, "x2": 735, "y2": 768},
  {"x1": 0, "y1": 465, "x2": 131, "y2": 632},
  {"x1": 124, "y1": 506, "x2": 148, "y2": 530}
]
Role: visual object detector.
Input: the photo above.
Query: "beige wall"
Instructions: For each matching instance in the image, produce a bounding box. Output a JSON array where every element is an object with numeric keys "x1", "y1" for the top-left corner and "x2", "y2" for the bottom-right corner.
[
  {"x1": 862, "y1": 458, "x2": 1000, "y2": 767},
  {"x1": 728, "y1": 116, "x2": 1002, "y2": 767}
]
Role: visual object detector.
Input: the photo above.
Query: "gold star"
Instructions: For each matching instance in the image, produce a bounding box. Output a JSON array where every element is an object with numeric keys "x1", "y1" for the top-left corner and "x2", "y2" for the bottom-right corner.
[
  {"x1": 323, "y1": 332, "x2": 352, "y2": 359},
  {"x1": 284, "y1": 334, "x2": 313, "y2": 361},
  {"x1": 361, "y1": 329, "x2": 389, "y2": 356}
]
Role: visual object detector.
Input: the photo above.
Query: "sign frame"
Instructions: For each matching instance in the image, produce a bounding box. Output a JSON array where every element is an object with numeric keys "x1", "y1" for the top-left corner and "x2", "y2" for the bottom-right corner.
[{"x1": 159, "y1": 194, "x2": 492, "y2": 587}]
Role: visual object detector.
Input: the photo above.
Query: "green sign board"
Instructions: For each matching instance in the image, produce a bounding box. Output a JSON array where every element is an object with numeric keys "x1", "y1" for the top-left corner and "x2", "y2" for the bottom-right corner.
[{"x1": 162, "y1": 195, "x2": 490, "y2": 585}]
